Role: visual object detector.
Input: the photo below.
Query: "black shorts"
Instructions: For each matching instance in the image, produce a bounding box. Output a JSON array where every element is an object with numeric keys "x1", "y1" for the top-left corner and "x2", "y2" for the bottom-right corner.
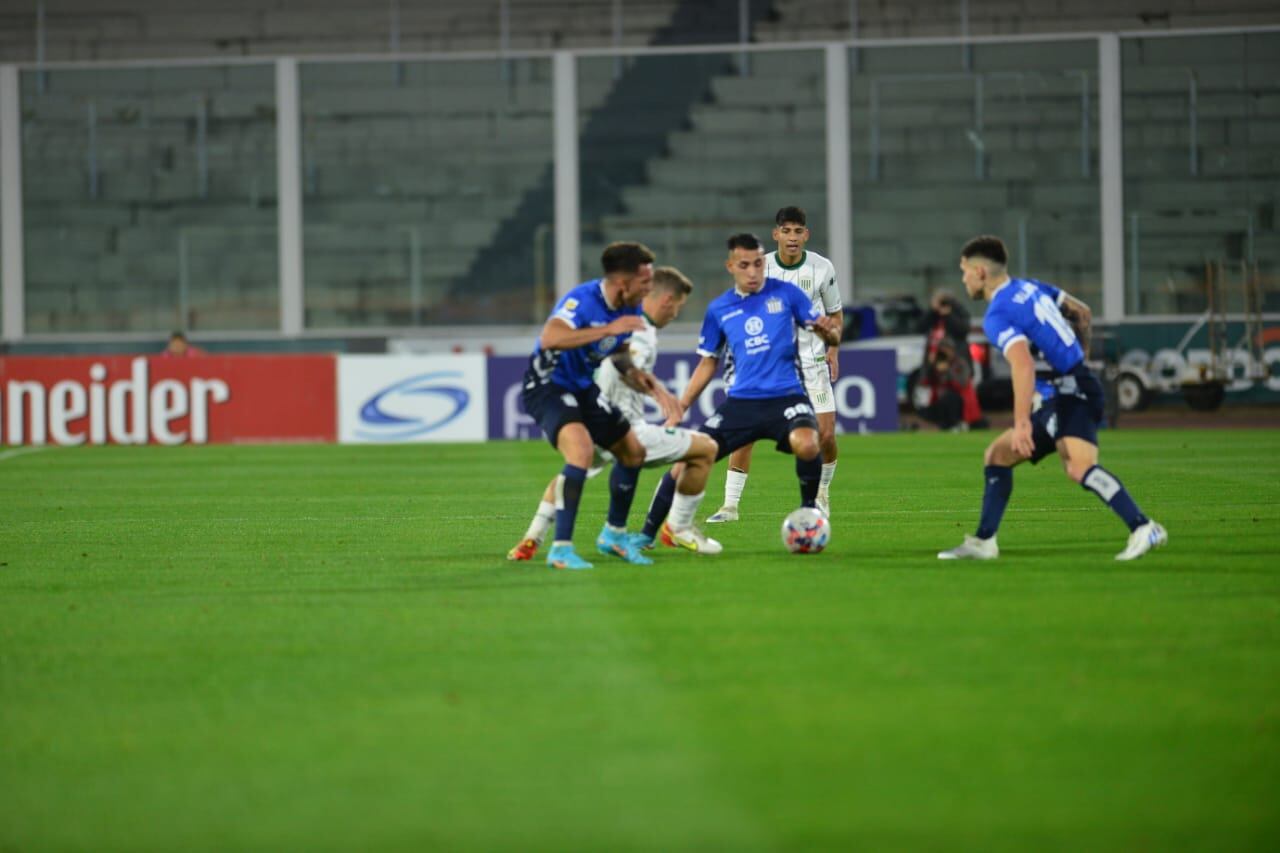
[
  {"x1": 522, "y1": 381, "x2": 631, "y2": 451},
  {"x1": 1029, "y1": 366, "x2": 1106, "y2": 464},
  {"x1": 699, "y1": 393, "x2": 819, "y2": 461}
]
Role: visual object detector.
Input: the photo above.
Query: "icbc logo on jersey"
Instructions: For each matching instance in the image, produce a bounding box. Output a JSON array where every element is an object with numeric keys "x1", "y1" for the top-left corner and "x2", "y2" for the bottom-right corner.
[{"x1": 0, "y1": 355, "x2": 337, "y2": 445}]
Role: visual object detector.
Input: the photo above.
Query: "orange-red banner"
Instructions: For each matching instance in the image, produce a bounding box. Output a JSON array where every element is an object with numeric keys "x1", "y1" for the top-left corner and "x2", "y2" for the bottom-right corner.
[{"x1": 0, "y1": 355, "x2": 336, "y2": 445}]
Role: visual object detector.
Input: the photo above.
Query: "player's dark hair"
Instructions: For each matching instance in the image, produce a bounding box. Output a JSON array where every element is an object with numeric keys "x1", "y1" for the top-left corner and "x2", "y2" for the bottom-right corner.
[
  {"x1": 775, "y1": 206, "x2": 807, "y2": 227},
  {"x1": 652, "y1": 265, "x2": 693, "y2": 297},
  {"x1": 726, "y1": 233, "x2": 764, "y2": 253},
  {"x1": 600, "y1": 241, "x2": 656, "y2": 275},
  {"x1": 961, "y1": 235, "x2": 1009, "y2": 266}
]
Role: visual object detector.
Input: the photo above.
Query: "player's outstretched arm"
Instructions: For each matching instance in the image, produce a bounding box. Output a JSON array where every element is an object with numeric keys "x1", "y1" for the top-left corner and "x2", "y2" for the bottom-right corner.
[
  {"x1": 608, "y1": 351, "x2": 682, "y2": 424},
  {"x1": 671, "y1": 355, "x2": 719, "y2": 425},
  {"x1": 1058, "y1": 293, "x2": 1093, "y2": 355},
  {"x1": 809, "y1": 314, "x2": 841, "y2": 348},
  {"x1": 539, "y1": 315, "x2": 645, "y2": 351},
  {"x1": 823, "y1": 309, "x2": 844, "y2": 380},
  {"x1": 1005, "y1": 339, "x2": 1037, "y2": 458}
]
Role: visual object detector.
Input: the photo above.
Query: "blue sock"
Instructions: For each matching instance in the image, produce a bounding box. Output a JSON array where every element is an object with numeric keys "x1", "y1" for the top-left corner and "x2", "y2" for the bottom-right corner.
[
  {"x1": 976, "y1": 465, "x2": 1013, "y2": 540},
  {"x1": 641, "y1": 471, "x2": 677, "y2": 539},
  {"x1": 1081, "y1": 464, "x2": 1149, "y2": 532},
  {"x1": 606, "y1": 464, "x2": 641, "y2": 529},
  {"x1": 796, "y1": 454, "x2": 822, "y2": 507},
  {"x1": 554, "y1": 464, "x2": 588, "y2": 543}
]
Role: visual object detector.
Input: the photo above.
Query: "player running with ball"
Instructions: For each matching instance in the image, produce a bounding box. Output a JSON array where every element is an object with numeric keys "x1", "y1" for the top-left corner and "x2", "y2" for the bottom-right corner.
[
  {"x1": 938, "y1": 235, "x2": 1167, "y2": 561},
  {"x1": 635, "y1": 233, "x2": 842, "y2": 552}
]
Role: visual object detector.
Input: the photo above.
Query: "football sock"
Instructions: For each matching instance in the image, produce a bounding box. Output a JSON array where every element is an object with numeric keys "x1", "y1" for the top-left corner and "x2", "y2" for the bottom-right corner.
[
  {"x1": 524, "y1": 499, "x2": 556, "y2": 544},
  {"x1": 553, "y1": 464, "x2": 588, "y2": 544},
  {"x1": 797, "y1": 455, "x2": 822, "y2": 507},
  {"x1": 819, "y1": 460, "x2": 837, "y2": 490},
  {"x1": 1081, "y1": 464, "x2": 1149, "y2": 532},
  {"x1": 606, "y1": 464, "x2": 641, "y2": 529},
  {"x1": 976, "y1": 465, "x2": 1013, "y2": 540},
  {"x1": 669, "y1": 490, "x2": 705, "y2": 532},
  {"x1": 642, "y1": 471, "x2": 678, "y2": 539},
  {"x1": 723, "y1": 468, "x2": 747, "y2": 508}
]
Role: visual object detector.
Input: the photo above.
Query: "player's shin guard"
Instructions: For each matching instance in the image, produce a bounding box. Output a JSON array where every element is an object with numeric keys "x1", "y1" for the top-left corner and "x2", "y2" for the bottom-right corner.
[
  {"x1": 641, "y1": 471, "x2": 678, "y2": 539},
  {"x1": 606, "y1": 464, "x2": 641, "y2": 529},
  {"x1": 1081, "y1": 465, "x2": 1149, "y2": 532},
  {"x1": 796, "y1": 455, "x2": 822, "y2": 508},
  {"x1": 554, "y1": 464, "x2": 588, "y2": 543},
  {"x1": 976, "y1": 465, "x2": 1013, "y2": 540}
]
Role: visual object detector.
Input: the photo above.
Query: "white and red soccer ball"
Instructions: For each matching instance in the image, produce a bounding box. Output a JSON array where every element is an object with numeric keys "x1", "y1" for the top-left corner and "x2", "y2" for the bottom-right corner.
[{"x1": 781, "y1": 507, "x2": 830, "y2": 554}]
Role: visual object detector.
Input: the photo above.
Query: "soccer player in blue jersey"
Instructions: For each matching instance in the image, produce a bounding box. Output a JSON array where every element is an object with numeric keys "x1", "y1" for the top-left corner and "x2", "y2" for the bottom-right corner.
[
  {"x1": 522, "y1": 242, "x2": 682, "y2": 570},
  {"x1": 635, "y1": 233, "x2": 842, "y2": 552},
  {"x1": 938, "y1": 235, "x2": 1167, "y2": 561}
]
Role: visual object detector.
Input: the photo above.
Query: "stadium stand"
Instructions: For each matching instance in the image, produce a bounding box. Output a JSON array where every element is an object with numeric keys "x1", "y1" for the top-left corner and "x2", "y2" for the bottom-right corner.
[
  {"x1": 6, "y1": 1, "x2": 1278, "y2": 332},
  {"x1": 0, "y1": 1, "x2": 684, "y2": 61}
]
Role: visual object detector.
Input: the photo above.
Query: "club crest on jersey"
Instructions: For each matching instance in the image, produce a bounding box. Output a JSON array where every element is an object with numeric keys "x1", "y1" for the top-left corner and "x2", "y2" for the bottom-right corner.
[
  {"x1": 800, "y1": 275, "x2": 813, "y2": 292},
  {"x1": 597, "y1": 335, "x2": 618, "y2": 354},
  {"x1": 766, "y1": 298, "x2": 784, "y2": 314}
]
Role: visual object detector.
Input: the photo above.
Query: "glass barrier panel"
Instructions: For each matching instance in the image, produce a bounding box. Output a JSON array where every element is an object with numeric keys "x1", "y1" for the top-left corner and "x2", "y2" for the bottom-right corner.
[
  {"x1": 578, "y1": 49, "x2": 828, "y2": 323},
  {"x1": 21, "y1": 64, "x2": 279, "y2": 334},
  {"x1": 300, "y1": 58, "x2": 554, "y2": 328},
  {"x1": 1123, "y1": 31, "x2": 1280, "y2": 314},
  {"x1": 849, "y1": 39, "x2": 1100, "y2": 334}
]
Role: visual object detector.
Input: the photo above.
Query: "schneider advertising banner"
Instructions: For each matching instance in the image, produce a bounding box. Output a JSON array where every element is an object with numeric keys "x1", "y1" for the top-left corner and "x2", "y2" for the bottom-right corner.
[
  {"x1": 337, "y1": 355, "x2": 489, "y2": 443},
  {"x1": 0, "y1": 355, "x2": 336, "y2": 445},
  {"x1": 487, "y1": 349, "x2": 898, "y2": 440}
]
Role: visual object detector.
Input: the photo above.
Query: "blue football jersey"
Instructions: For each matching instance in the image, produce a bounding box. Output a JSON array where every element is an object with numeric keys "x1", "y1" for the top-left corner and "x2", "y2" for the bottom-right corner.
[
  {"x1": 983, "y1": 278, "x2": 1085, "y2": 375},
  {"x1": 527, "y1": 279, "x2": 640, "y2": 391},
  {"x1": 696, "y1": 277, "x2": 822, "y2": 399}
]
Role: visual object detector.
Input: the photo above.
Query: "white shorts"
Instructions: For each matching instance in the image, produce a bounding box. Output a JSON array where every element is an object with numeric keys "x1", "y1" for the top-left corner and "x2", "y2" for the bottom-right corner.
[
  {"x1": 589, "y1": 422, "x2": 696, "y2": 476},
  {"x1": 801, "y1": 361, "x2": 836, "y2": 414}
]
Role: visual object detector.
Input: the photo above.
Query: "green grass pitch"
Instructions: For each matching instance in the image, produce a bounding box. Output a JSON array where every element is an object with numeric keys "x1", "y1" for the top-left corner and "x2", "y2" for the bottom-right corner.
[{"x1": 2, "y1": 429, "x2": 1278, "y2": 850}]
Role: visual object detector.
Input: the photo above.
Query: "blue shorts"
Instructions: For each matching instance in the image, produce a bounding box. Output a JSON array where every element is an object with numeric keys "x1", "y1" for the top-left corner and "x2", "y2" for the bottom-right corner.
[
  {"x1": 522, "y1": 381, "x2": 631, "y2": 451},
  {"x1": 700, "y1": 393, "x2": 819, "y2": 461},
  {"x1": 1029, "y1": 366, "x2": 1106, "y2": 464}
]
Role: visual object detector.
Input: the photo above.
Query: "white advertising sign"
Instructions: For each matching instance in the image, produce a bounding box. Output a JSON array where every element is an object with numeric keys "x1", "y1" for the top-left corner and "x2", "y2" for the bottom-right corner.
[{"x1": 337, "y1": 355, "x2": 488, "y2": 443}]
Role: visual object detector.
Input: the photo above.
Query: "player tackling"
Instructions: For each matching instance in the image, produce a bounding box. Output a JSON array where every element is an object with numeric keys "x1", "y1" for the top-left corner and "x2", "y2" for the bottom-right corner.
[
  {"x1": 508, "y1": 266, "x2": 720, "y2": 565},
  {"x1": 938, "y1": 235, "x2": 1167, "y2": 561}
]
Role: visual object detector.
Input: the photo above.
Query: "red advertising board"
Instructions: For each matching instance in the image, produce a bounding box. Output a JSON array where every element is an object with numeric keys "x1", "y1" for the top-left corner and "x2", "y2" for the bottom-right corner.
[{"x1": 0, "y1": 355, "x2": 336, "y2": 445}]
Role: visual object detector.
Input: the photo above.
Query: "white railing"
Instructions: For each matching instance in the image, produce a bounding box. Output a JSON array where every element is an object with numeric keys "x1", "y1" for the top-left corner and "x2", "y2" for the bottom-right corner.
[{"x1": 3, "y1": 24, "x2": 1279, "y2": 341}]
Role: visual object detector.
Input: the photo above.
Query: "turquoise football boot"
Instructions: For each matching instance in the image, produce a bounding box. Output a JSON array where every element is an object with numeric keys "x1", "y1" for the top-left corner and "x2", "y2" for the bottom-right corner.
[
  {"x1": 596, "y1": 525, "x2": 654, "y2": 566},
  {"x1": 546, "y1": 543, "x2": 594, "y2": 571}
]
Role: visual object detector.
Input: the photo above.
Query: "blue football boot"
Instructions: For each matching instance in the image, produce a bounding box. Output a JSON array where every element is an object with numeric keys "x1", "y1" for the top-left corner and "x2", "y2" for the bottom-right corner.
[
  {"x1": 546, "y1": 543, "x2": 594, "y2": 571},
  {"x1": 596, "y1": 525, "x2": 654, "y2": 566}
]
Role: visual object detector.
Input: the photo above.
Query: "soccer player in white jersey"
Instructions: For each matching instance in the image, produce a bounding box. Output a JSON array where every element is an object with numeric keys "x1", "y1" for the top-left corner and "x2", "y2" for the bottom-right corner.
[
  {"x1": 938, "y1": 235, "x2": 1167, "y2": 561},
  {"x1": 707, "y1": 206, "x2": 844, "y2": 522},
  {"x1": 508, "y1": 267, "x2": 722, "y2": 564}
]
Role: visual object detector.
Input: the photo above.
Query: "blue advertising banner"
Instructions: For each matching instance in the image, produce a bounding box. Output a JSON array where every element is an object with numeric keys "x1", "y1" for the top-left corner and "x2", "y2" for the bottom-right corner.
[{"x1": 486, "y1": 349, "x2": 898, "y2": 440}]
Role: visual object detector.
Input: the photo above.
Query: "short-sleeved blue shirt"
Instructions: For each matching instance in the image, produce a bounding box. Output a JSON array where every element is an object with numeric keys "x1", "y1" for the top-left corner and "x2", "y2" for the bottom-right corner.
[
  {"x1": 527, "y1": 279, "x2": 640, "y2": 391},
  {"x1": 983, "y1": 278, "x2": 1085, "y2": 376},
  {"x1": 696, "y1": 277, "x2": 822, "y2": 399}
]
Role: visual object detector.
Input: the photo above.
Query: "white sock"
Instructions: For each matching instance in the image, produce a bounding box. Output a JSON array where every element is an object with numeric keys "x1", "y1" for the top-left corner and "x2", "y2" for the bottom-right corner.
[
  {"x1": 669, "y1": 490, "x2": 705, "y2": 531},
  {"x1": 524, "y1": 500, "x2": 556, "y2": 544},
  {"x1": 819, "y1": 460, "x2": 837, "y2": 490},
  {"x1": 723, "y1": 469, "x2": 747, "y2": 508}
]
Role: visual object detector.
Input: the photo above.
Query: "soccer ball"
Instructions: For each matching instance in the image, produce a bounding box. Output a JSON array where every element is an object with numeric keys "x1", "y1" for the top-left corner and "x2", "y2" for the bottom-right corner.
[{"x1": 781, "y1": 507, "x2": 830, "y2": 554}]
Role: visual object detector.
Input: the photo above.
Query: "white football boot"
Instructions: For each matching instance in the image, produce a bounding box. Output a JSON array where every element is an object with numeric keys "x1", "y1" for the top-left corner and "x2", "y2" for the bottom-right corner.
[
  {"x1": 815, "y1": 488, "x2": 831, "y2": 517},
  {"x1": 937, "y1": 535, "x2": 999, "y2": 560},
  {"x1": 1115, "y1": 521, "x2": 1168, "y2": 561},
  {"x1": 705, "y1": 505, "x2": 739, "y2": 524},
  {"x1": 660, "y1": 522, "x2": 724, "y2": 555}
]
